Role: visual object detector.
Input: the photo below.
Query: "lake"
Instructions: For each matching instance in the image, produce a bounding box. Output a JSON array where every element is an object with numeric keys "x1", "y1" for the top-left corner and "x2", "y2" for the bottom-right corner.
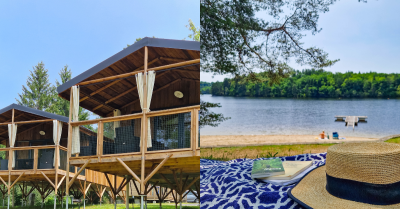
[{"x1": 200, "y1": 94, "x2": 400, "y2": 138}]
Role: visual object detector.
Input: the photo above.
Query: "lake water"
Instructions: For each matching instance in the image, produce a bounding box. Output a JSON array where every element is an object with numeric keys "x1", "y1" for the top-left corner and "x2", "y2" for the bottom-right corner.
[{"x1": 200, "y1": 94, "x2": 400, "y2": 138}]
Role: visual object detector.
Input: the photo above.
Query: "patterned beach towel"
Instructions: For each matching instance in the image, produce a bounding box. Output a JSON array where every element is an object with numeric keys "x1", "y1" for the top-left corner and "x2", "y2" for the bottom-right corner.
[{"x1": 200, "y1": 153, "x2": 327, "y2": 209}]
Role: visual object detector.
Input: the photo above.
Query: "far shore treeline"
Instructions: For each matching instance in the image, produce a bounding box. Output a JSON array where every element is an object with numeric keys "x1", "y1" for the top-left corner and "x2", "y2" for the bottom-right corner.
[{"x1": 202, "y1": 70, "x2": 400, "y2": 98}]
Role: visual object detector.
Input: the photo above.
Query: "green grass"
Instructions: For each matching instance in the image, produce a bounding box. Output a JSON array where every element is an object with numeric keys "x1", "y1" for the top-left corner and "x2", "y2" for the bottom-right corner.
[
  {"x1": 0, "y1": 203, "x2": 199, "y2": 209},
  {"x1": 201, "y1": 136, "x2": 400, "y2": 161},
  {"x1": 201, "y1": 143, "x2": 337, "y2": 161},
  {"x1": 385, "y1": 137, "x2": 400, "y2": 143}
]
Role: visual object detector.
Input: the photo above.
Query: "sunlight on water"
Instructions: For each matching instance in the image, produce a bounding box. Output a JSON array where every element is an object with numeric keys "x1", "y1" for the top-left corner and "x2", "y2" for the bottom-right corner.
[{"x1": 201, "y1": 95, "x2": 400, "y2": 138}]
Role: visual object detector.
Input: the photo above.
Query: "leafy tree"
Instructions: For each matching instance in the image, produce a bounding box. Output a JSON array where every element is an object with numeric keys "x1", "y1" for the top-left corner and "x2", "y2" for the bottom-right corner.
[
  {"x1": 201, "y1": 0, "x2": 341, "y2": 83},
  {"x1": 186, "y1": 19, "x2": 200, "y2": 41},
  {"x1": 16, "y1": 62, "x2": 54, "y2": 110},
  {"x1": 208, "y1": 70, "x2": 400, "y2": 98},
  {"x1": 47, "y1": 65, "x2": 93, "y2": 130},
  {"x1": 199, "y1": 101, "x2": 230, "y2": 128},
  {"x1": 183, "y1": 19, "x2": 231, "y2": 127},
  {"x1": 124, "y1": 36, "x2": 157, "y2": 49}
]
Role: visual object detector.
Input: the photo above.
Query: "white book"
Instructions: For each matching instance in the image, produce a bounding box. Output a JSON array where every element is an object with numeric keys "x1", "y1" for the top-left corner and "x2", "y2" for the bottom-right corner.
[
  {"x1": 261, "y1": 165, "x2": 317, "y2": 186},
  {"x1": 260, "y1": 161, "x2": 313, "y2": 180}
]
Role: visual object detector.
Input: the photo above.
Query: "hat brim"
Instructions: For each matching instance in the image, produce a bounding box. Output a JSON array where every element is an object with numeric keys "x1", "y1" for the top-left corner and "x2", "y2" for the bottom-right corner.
[{"x1": 288, "y1": 166, "x2": 400, "y2": 209}]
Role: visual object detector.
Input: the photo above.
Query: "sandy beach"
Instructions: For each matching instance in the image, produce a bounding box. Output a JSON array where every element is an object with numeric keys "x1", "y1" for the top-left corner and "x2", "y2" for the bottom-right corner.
[{"x1": 200, "y1": 135, "x2": 379, "y2": 148}]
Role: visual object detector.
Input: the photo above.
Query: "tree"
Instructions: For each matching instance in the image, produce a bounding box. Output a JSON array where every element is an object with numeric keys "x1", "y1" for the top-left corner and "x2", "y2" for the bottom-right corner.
[
  {"x1": 186, "y1": 19, "x2": 200, "y2": 42},
  {"x1": 184, "y1": 19, "x2": 231, "y2": 127},
  {"x1": 47, "y1": 65, "x2": 93, "y2": 129},
  {"x1": 201, "y1": 0, "x2": 340, "y2": 83},
  {"x1": 16, "y1": 62, "x2": 54, "y2": 110},
  {"x1": 200, "y1": 101, "x2": 230, "y2": 128},
  {"x1": 124, "y1": 36, "x2": 157, "y2": 49}
]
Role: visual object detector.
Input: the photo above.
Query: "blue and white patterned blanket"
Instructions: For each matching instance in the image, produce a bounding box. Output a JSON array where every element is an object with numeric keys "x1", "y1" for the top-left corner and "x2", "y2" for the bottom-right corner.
[{"x1": 200, "y1": 153, "x2": 327, "y2": 209}]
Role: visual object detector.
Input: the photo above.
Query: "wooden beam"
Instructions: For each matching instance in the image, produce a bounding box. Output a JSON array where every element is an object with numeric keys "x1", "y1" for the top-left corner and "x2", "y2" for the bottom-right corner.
[
  {"x1": 67, "y1": 159, "x2": 91, "y2": 189},
  {"x1": 66, "y1": 87, "x2": 74, "y2": 196},
  {"x1": 70, "y1": 104, "x2": 199, "y2": 126},
  {"x1": 77, "y1": 59, "x2": 199, "y2": 86},
  {"x1": 116, "y1": 158, "x2": 141, "y2": 183},
  {"x1": 92, "y1": 86, "x2": 138, "y2": 111},
  {"x1": 40, "y1": 171, "x2": 56, "y2": 188},
  {"x1": 104, "y1": 174, "x2": 116, "y2": 195},
  {"x1": 80, "y1": 80, "x2": 120, "y2": 102},
  {"x1": 57, "y1": 175, "x2": 66, "y2": 189},
  {"x1": 84, "y1": 183, "x2": 92, "y2": 195},
  {"x1": 145, "y1": 181, "x2": 158, "y2": 195},
  {"x1": 0, "y1": 119, "x2": 53, "y2": 126},
  {"x1": 120, "y1": 78, "x2": 182, "y2": 109},
  {"x1": 182, "y1": 176, "x2": 200, "y2": 192},
  {"x1": 0, "y1": 176, "x2": 8, "y2": 190},
  {"x1": 144, "y1": 154, "x2": 172, "y2": 183},
  {"x1": 9, "y1": 172, "x2": 25, "y2": 190},
  {"x1": 91, "y1": 70, "x2": 169, "y2": 112},
  {"x1": 79, "y1": 57, "x2": 160, "y2": 101},
  {"x1": 159, "y1": 57, "x2": 190, "y2": 62},
  {"x1": 159, "y1": 174, "x2": 176, "y2": 191}
]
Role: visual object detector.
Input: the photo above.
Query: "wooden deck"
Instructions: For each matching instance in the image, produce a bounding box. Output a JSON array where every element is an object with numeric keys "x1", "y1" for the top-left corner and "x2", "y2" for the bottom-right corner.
[
  {"x1": 56, "y1": 40, "x2": 201, "y2": 207},
  {"x1": 335, "y1": 116, "x2": 368, "y2": 129}
]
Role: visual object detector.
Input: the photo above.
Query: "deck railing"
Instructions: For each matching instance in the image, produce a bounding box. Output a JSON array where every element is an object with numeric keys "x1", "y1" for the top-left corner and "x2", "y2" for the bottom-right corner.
[
  {"x1": 70, "y1": 105, "x2": 200, "y2": 158},
  {"x1": 0, "y1": 145, "x2": 82, "y2": 173}
]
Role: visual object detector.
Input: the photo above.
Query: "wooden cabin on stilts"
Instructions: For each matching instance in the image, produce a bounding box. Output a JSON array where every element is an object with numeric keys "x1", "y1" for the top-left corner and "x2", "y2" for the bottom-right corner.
[
  {"x1": 0, "y1": 104, "x2": 120, "y2": 209},
  {"x1": 57, "y1": 37, "x2": 200, "y2": 209}
]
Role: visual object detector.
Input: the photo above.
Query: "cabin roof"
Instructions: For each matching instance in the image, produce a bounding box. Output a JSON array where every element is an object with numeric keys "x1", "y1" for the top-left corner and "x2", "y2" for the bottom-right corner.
[
  {"x1": 56, "y1": 37, "x2": 200, "y2": 117},
  {"x1": 0, "y1": 104, "x2": 69, "y2": 123}
]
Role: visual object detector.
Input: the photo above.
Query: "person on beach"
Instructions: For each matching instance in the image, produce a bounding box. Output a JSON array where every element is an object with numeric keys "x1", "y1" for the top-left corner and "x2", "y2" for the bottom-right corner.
[{"x1": 320, "y1": 131, "x2": 326, "y2": 139}]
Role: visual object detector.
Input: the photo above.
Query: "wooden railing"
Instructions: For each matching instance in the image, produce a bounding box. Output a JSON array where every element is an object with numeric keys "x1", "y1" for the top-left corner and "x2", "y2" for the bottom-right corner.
[
  {"x1": 71, "y1": 105, "x2": 200, "y2": 158},
  {"x1": 0, "y1": 145, "x2": 72, "y2": 172}
]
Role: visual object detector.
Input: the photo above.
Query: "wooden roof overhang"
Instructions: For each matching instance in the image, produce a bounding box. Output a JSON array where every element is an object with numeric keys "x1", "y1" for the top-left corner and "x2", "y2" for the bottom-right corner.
[
  {"x1": 0, "y1": 104, "x2": 69, "y2": 145},
  {"x1": 57, "y1": 38, "x2": 200, "y2": 117}
]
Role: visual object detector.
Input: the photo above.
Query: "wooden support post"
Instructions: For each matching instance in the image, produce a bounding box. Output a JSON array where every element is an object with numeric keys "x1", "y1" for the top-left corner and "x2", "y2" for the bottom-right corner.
[
  {"x1": 66, "y1": 87, "x2": 74, "y2": 209},
  {"x1": 97, "y1": 121, "x2": 103, "y2": 162},
  {"x1": 126, "y1": 179, "x2": 130, "y2": 209},
  {"x1": 54, "y1": 122, "x2": 60, "y2": 209},
  {"x1": 141, "y1": 46, "x2": 149, "y2": 203},
  {"x1": 8, "y1": 109, "x2": 14, "y2": 209},
  {"x1": 114, "y1": 175, "x2": 117, "y2": 209},
  {"x1": 33, "y1": 148, "x2": 38, "y2": 173}
]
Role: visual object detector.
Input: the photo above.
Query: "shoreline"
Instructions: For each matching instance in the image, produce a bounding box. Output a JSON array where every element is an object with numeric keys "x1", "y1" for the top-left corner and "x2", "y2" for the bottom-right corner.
[{"x1": 200, "y1": 135, "x2": 379, "y2": 148}]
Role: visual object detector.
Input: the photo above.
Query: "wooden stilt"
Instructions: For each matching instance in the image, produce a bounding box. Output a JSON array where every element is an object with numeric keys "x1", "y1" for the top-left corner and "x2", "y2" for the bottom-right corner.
[
  {"x1": 155, "y1": 187, "x2": 172, "y2": 209},
  {"x1": 66, "y1": 88, "x2": 74, "y2": 209},
  {"x1": 126, "y1": 179, "x2": 130, "y2": 209},
  {"x1": 94, "y1": 184, "x2": 106, "y2": 205},
  {"x1": 18, "y1": 182, "x2": 35, "y2": 206}
]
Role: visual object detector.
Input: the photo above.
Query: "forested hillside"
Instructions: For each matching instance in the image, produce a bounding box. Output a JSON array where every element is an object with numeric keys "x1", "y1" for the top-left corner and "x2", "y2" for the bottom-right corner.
[
  {"x1": 208, "y1": 70, "x2": 400, "y2": 98},
  {"x1": 200, "y1": 81, "x2": 212, "y2": 94}
]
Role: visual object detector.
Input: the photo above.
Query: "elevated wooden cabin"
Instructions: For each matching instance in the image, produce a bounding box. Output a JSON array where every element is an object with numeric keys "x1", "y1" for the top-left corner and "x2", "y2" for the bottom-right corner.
[
  {"x1": 0, "y1": 104, "x2": 124, "y2": 206},
  {"x1": 57, "y1": 37, "x2": 200, "y2": 207}
]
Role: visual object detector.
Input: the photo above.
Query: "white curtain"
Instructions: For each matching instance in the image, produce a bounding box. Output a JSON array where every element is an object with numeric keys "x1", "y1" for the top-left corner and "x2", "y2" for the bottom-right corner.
[
  {"x1": 136, "y1": 73, "x2": 144, "y2": 110},
  {"x1": 53, "y1": 120, "x2": 62, "y2": 167},
  {"x1": 146, "y1": 71, "x2": 156, "y2": 147},
  {"x1": 8, "y1": 124, "x2": 17, "y2": 168},
  {"x1": 113, "y1": 109, "x2": 121, "y2": 139},
  {"x1": 135, "y1": 71, "x2": 156, "y2": 148},
  {"x1": 71, "y1": 85, "x2": 80, "y2": 155}
]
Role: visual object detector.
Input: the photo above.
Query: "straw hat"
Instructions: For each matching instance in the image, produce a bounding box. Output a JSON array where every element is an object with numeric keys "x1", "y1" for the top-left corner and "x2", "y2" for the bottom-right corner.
[{"x1": 288, "y1": 142, "x2": 400, "y2": 208}]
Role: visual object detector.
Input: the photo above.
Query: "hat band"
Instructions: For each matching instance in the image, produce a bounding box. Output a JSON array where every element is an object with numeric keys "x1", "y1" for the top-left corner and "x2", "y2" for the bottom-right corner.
[{"x1": 326, "y1": 174, "x2": 400, "y2": 205}]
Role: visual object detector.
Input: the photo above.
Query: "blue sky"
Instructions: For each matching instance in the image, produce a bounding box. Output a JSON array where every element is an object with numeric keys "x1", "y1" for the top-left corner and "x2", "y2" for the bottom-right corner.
[
  {"x1": 202, "y1": 0, "x2": 400, "y2": 82},
  {"x1": 0, "y1": 0, "x2": 199, "y2": 108}
]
